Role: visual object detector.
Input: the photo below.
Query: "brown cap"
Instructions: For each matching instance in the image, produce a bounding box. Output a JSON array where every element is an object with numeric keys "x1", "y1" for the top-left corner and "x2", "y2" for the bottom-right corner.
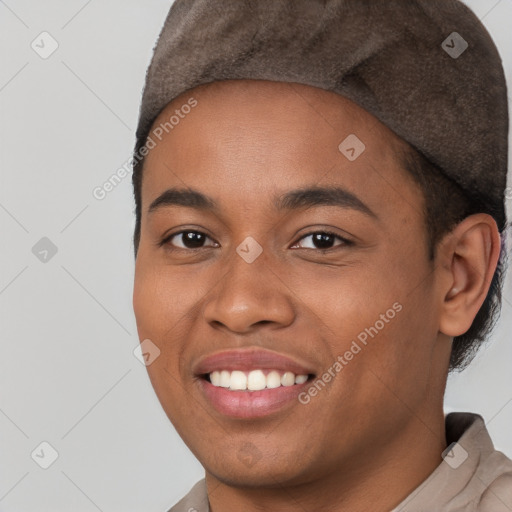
[{"x1": 134, "y1": 0, "x2": 509, "y2": 230}]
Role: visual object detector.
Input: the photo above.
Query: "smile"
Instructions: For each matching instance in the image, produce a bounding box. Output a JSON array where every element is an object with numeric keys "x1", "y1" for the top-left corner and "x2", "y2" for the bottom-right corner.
[
  {"x1": 206, "y1": 369, "x2": 310, "y2": 391},
  {"x1": 193, "y1": 347, "x2": 317, "y2": 418}
]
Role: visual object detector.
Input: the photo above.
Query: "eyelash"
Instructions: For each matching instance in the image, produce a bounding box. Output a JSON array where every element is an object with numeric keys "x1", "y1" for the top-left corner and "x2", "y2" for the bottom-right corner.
[{"x1": 159, "y1": 229, "x2": 354, "y2": 253}]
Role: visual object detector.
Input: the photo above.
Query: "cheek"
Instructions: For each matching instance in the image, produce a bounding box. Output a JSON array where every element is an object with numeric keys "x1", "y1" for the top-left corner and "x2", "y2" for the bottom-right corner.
[
  {"x1": 300, "y1": 242, "x2": 436, "y2": 376},
  {"x1": 132, "y1": 261, "x2": 196, "y2": 422},
  {"x1": 133, "y1": 266, "x2": 166, "y2": 338},
  {"x1": 133, "y1": 258, "x2": 195, "y2": 332},
  {"x1": 132, "y1": 264, "x2": 190, "y2": 376},
  {"x1": 341, "y1": 262, "x2": 439, "y2": 406},
  {"x1": 132, "y1": 258, "x2": 218, "y2": 375}
]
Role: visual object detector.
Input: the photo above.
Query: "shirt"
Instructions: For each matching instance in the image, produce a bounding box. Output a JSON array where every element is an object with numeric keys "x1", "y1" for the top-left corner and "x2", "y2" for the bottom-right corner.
[{"x1": 167, "y1": 412, "x2": 512, "y2": 511}]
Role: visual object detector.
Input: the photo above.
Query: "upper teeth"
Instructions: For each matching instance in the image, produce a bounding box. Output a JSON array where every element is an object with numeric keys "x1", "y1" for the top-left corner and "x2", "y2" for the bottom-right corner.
[{"x1": 209, "y1": 370, "x2": 309, "y2": 391}]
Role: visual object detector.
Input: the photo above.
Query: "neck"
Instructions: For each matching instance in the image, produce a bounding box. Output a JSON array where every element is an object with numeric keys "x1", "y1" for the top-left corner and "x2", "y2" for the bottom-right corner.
[{"x1": 206, "y1": 410, "x2": 447, "y2": 512}]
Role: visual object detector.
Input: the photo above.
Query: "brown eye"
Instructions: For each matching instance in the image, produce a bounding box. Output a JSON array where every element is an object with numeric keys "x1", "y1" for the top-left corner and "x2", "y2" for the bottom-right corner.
[
  {"x1": 163, "y1": 230, "x2": 218, "y2": 250},
  {"x1": 293, "y1": 231, "x2": 353, "y2": 251}
]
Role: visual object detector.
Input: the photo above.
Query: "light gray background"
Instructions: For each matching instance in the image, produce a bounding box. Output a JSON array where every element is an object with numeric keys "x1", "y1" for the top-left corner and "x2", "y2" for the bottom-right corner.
[{"x1": 0, "y1": 1, "x2": 511, "y2": 511}]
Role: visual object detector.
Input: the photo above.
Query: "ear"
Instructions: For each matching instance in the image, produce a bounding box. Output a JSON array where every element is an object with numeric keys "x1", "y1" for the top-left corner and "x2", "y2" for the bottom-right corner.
[{"x1": 438, "y1": 214, "x2": 501, "y2": 337}]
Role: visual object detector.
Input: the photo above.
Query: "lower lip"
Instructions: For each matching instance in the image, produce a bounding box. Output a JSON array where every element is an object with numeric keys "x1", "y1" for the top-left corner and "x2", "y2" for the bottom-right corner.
[{"x1": 198, "y1": 378, "x2": 312, "y2": 419}]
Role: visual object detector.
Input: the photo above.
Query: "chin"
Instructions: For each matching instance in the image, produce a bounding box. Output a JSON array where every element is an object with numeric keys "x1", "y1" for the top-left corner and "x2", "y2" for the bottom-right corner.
[
  {"x1": 203, "y1": 453, "x2": 314, "y2": 489},
  {"x1": 209, "y1": 469, "x2": 294, "y2": 489}
]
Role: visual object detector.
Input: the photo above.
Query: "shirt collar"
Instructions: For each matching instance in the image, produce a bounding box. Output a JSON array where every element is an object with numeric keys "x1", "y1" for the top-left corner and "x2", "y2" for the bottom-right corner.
[{"x1": 391, "y1": 412, "x2": 494, "y2": 511}]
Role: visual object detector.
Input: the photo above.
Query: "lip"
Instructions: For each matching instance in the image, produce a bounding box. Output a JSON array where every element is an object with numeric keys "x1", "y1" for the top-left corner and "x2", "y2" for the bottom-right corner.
[
  {"x1": 193, "y1": 347, "x2": 316, "y2": 376},
  {"x1": 197, "y1": 378, "x2": 313, "y2": 419},
  {"x1": 193, "y1": 347, "x2": 317, "y2": 419}
]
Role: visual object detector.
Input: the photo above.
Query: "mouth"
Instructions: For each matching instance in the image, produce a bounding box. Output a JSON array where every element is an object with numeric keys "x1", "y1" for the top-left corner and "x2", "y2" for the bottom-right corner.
[{"x1": 193, "y1": 348, "x2": 317, "y2": 419}]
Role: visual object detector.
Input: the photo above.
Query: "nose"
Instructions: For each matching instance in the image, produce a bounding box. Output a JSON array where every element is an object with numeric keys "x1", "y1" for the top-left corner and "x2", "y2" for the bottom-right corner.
[{"x1": 202, "y1": 248, "x2": 295, "y2": 333}]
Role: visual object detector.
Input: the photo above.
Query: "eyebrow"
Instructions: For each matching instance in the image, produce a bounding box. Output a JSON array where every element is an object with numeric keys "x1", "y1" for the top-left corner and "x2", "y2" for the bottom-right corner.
[{"x1": 148, "y1": 185, "x2": 377, "y2": 218}]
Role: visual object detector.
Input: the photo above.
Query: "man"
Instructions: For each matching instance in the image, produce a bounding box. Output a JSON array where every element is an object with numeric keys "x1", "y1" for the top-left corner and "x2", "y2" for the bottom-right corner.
[{"x1": 131, "y1": 0, "x2": 512, "y2": 510}]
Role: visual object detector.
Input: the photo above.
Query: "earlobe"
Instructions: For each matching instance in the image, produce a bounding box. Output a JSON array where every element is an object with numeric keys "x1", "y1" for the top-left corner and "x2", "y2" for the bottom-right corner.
[{"x1": 439, "y1": 214, "x2": 501, "y2": 337}]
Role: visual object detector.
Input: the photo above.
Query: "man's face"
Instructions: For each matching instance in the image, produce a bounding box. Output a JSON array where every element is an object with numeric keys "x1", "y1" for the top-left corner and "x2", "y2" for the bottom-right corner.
[{"x1": 133, "y1": 80, "x2": 450, "y2": 487}]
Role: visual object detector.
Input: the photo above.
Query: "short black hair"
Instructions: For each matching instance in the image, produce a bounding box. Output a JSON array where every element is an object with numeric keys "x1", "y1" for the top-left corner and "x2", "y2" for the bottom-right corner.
[
  {"x1": 400, "y1": 146, "x2": 507, "y2": 372},
  {"x1": 131, "y1": 140, "x2": 507, "y2": 373}
]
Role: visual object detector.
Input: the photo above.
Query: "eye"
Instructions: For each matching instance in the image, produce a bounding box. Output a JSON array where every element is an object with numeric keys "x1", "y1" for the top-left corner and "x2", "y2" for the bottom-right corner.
[
  {"x1": 160, "y1": 229, "x2": 353, "y2": 252},
  {"x1": 292, "y1": 230, "x2": 353, "y2": 251},
  {"x1": 161, "y1": 230, "x2": 219, "y2": 250}
]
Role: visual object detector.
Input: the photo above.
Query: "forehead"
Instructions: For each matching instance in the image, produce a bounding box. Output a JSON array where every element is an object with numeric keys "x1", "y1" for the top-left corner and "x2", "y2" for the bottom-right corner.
[
  {"x1": 141, "y1": 79, "x2": 420, "y2": 219},
  {"x1": 152, "y1": 79, "x2": 399, "y2": 149}
]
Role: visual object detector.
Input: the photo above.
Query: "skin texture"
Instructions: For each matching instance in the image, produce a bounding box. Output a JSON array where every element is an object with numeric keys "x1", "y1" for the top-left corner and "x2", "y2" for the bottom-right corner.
[{"x1": 132, "y1": 79, "x2": 501, "y2": 512}]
